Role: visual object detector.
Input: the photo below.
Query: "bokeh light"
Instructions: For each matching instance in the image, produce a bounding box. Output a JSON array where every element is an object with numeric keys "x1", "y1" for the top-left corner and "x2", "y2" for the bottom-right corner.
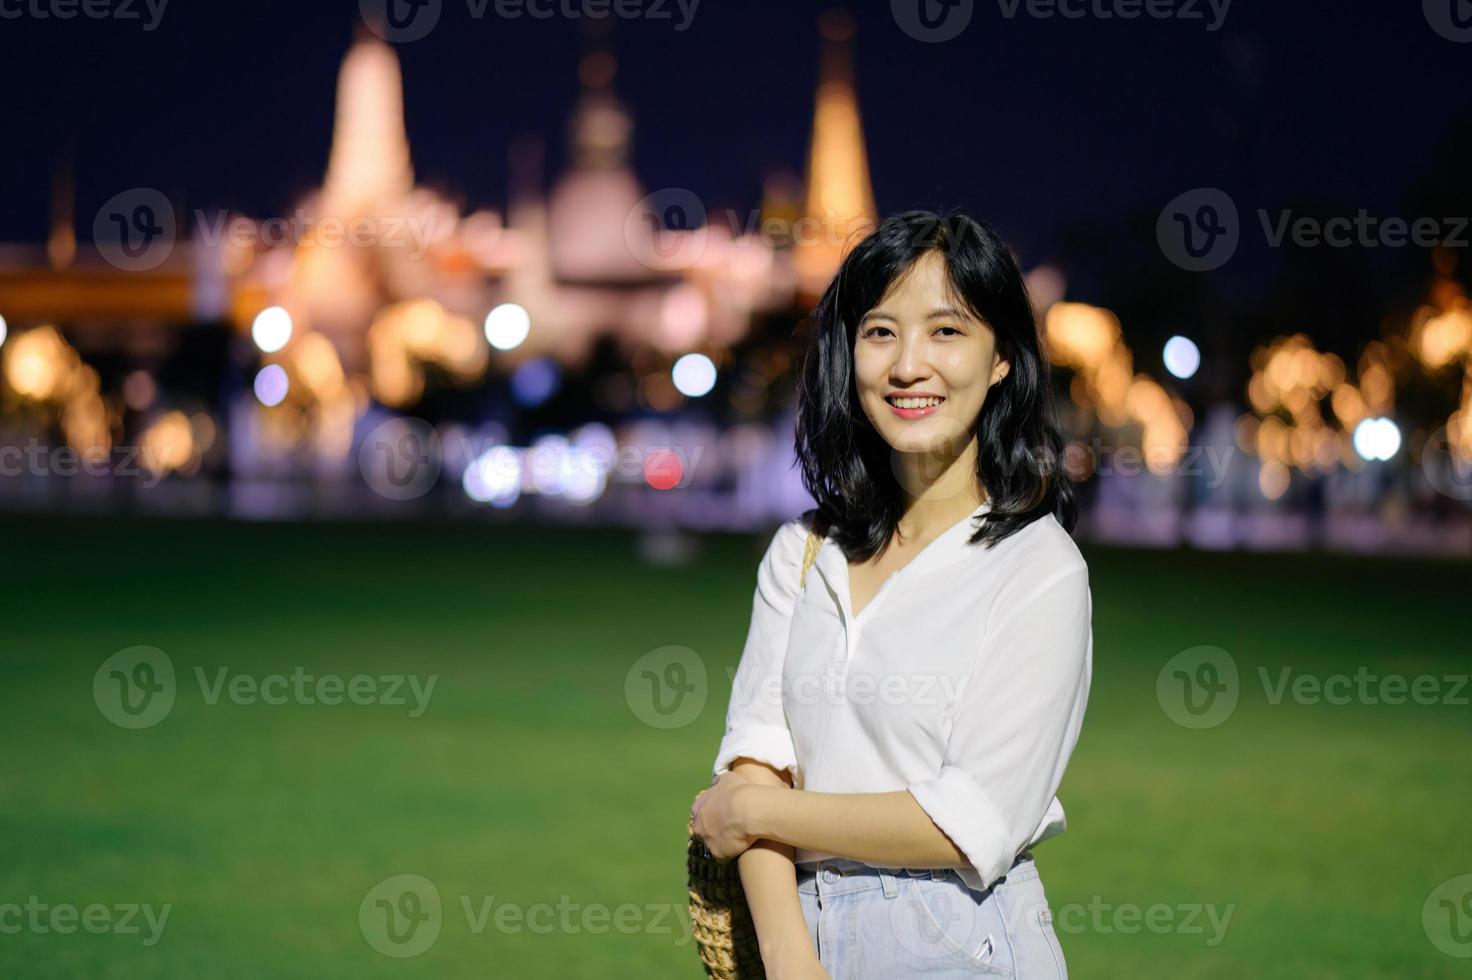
[
  {"x1": 672, "y1": 353, "x2": 717, "y2": 398},
  {"x1": 484, "y1": 303, "x2": 531, "y2": 351},
  {"x1": 511, "y1": 358, "x2": 561, "y2": 407},
  {"x1": 1353, "y1": 417, "x2": 1401, "y2": 461},
  {"x1": 644, "y1": 449, "x2": 683, "y2": 490},
  {"x1": 253, "y1": 364, "x2": 289, "y2": 407},
  {"x1": 251, "y1": 306, "x2": 293, "y2": 354},
  {"x1": 1163, "y1": 335, "x2": 1201, "y2": 380}
]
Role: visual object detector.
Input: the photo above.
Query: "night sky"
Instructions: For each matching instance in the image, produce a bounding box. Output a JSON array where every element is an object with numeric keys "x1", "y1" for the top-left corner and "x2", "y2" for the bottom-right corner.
[{"x1": 2, "y1": 0, "x2": 1468, "y2": 282}]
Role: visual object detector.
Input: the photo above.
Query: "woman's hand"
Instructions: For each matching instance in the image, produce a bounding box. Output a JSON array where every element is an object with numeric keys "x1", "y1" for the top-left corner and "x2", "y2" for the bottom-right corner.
[{"x1": 690, "y1": 770, "x2": 762, "y2": 861}]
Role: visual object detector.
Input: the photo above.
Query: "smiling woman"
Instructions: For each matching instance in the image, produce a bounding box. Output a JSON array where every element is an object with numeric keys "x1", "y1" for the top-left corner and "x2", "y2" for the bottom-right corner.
[{"x1": 692, "y1": 211, "x2": 1089, "y2": 979}]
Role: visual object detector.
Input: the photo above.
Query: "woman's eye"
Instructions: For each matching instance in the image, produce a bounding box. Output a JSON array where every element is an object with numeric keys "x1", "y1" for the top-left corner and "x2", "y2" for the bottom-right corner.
[
  {"x1": 935, "y1": 326, "x2": 961, "y2": 337},
  {"x1": 863, "y1": 326, "x2": 893, "y2": 339}
]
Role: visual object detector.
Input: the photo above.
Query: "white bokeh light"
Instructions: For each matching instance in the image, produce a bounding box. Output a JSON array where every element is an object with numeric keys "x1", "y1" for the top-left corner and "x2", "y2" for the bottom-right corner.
[
  {"x1": 672, "y1": 353, "x2": 717, "y2": 398},
  {"x1": 463, "y1": 446, "x2": 522, "y2": 508},
  {"x1": 0, "y1": 314, "x2": 8, "y2": 347},
  {"x1": 484, "y1": 303, "x2": 531, "y2": 351},
  {"x1": 1162, "y1": 335, "x2": 1201, "y2": 380},
  {"x1": 251, "y1": 306, "x2": 293, "y2": 353},
  {"x1": 1353, "y1": 417, "x2": 1401, "y2": 461}
]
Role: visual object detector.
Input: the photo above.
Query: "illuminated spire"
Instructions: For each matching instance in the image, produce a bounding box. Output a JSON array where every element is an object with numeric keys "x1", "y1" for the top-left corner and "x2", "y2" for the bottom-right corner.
[
  {"x1": 321, "y1": 35, "x2": 414, "y2": 217},
  {"x1": 547, "y1": 50, "x2": 653, "y2": 284},
  {"x1": 569, "y1": 50, "x2": 633, "y2": 171},
  {"x1": 796, "y1": 9, "x2": 876, "y2": 296}
]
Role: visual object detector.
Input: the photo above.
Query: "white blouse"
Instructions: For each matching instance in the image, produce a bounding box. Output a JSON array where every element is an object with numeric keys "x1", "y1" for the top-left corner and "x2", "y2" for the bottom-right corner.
[{"x1": 712, "y1": 500, "x2": 1092, "y2": 893}]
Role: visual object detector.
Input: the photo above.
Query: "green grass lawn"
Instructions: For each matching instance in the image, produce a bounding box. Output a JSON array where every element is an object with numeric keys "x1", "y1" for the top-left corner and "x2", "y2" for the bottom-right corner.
[{"x1": 0, "y1": 514, "x2": 1468, "y2": 978}]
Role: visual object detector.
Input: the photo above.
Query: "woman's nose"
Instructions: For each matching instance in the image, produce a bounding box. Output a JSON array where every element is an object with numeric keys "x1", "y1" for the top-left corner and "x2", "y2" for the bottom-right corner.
[{"x1": 891, "y1": 335, "x2": 931, "y2": 383}]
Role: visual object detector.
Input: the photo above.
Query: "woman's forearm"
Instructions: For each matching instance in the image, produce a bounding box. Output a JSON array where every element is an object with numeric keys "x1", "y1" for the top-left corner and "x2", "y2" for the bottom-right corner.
[
  {"x1": 740, "y1": 785, "x2": 969, "y2": 869},
  {"x1": 726, "y1": 761, "x2": 821, "y2": 968},
  {"x1": 737, "y1": 840, "x2": 815, "y2": 964}
]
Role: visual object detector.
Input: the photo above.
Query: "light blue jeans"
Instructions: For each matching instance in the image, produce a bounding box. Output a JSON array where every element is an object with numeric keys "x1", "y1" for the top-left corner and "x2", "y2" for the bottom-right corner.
[{"x1": 796, "y1": 854, "x2": 1068, "y2": 978}]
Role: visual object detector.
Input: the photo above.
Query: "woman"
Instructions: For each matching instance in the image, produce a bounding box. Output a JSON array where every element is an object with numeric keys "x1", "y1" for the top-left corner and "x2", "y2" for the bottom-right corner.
[{"x1": 690, "y1": 210, "x2": 1091, "y2": 979}]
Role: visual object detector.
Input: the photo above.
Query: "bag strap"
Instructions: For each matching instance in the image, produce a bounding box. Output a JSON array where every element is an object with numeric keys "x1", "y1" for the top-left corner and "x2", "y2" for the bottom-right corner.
[{"x1": 798, "y1": 527, "x2": 822, "y2": 589}]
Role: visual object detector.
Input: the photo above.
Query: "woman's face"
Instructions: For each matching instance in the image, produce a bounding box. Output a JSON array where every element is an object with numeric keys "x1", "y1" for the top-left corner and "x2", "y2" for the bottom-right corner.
[{"x1": 853, "y1": 251, "x2": 1010, "y2": 458}]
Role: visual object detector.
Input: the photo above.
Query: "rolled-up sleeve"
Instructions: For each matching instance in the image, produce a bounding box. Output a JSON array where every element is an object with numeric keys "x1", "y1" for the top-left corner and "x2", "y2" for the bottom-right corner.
[
  {"x1": 906, "y1": 561, "x2": 1092, "y2": 888},
  {"x1": 711, "y1": 519, "x2": 807, "y2": 779}
]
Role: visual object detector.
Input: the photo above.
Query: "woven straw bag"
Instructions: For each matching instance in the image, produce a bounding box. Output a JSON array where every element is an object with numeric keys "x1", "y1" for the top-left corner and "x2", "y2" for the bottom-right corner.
[{"x1": 687, "y1": 526, "x2": 823, "y2": 979}]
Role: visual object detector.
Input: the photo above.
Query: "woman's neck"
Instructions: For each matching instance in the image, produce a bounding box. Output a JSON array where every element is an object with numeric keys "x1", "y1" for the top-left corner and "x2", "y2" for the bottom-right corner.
[{"x1": 893, "y1": 435, "x2": 986, "y2": 543}]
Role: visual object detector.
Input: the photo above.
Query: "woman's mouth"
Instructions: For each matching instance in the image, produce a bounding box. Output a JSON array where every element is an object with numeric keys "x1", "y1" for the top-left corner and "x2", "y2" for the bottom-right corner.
[{"x1": 885, "y1": 393, "x2": 945, "y2": 419}]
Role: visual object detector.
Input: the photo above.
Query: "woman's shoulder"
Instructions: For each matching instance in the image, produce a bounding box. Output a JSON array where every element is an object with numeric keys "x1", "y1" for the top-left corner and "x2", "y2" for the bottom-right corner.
[
  {"x1": 986, "y1": 513, "x2": 1089, "y2": 590},
  {"x1": 772, "y1": 508, "x2": 821, "y2": 548},
  {"x1": 754, "y1": 510, "x2": 822, "y2": 595}
]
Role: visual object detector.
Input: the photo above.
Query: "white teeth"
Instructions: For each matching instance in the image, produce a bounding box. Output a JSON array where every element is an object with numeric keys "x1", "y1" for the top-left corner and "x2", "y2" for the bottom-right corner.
[{"x1": 891, "y1": 396, "x2": 943, "y2": 409}]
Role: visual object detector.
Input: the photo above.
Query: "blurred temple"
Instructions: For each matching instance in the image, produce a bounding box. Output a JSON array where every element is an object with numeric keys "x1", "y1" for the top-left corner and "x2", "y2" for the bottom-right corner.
[{"x1": 0, "y1": 13, "x2": 1468, "y2": 553}]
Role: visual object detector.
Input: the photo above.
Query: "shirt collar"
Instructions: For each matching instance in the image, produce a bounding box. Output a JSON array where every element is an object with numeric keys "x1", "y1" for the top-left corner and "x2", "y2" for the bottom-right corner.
[{"x1": 810, "y1": 499, "x2": 993, "y2": 607}]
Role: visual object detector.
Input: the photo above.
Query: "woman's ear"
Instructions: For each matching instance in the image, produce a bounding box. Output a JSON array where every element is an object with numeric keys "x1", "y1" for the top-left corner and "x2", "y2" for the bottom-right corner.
[{"x1": 990, "y1": 356, "x2": 1011, "y2": 387}]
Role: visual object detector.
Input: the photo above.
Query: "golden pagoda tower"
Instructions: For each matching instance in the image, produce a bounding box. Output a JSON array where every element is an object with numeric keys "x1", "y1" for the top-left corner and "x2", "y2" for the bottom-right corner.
[
  {"x1": 320, "y1": 33, "x2": 414, "y2": 217},
  {"x1": 287, "y1": 34, "x2": 417, "y2": 372},
  {"x1": 795, "y1": 9, "x2": 877, "y2": 297}
]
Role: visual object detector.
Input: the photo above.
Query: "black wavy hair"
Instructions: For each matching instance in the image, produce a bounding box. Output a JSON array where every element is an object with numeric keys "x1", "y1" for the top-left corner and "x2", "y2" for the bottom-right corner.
[{"x1": 794, "y1": 209, "x2": 1076, "y2": 559}]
